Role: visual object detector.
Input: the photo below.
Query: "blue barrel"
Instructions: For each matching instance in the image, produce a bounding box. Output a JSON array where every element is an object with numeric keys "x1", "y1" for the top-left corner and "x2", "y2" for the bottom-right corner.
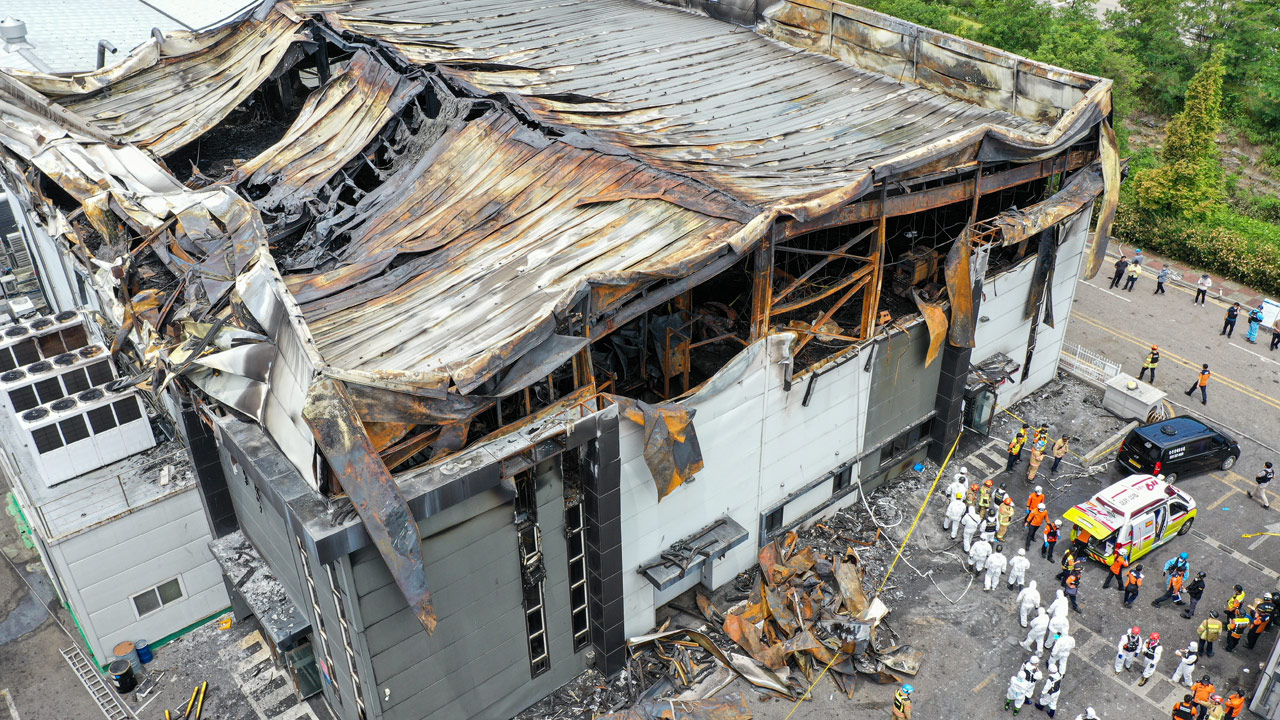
[{"x1": 135, "y1": 639, "x2": 153, "y2": 664}]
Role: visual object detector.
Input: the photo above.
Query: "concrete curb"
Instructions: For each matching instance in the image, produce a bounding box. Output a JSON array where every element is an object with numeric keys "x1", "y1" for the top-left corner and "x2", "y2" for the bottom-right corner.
[{"x1": 1081, "y1": 420, "x2": 1138, "y2": 467}]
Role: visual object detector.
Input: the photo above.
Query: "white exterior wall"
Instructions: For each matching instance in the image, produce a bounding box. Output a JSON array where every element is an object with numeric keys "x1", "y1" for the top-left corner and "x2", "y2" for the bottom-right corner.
[
  {"x1": 618, "y1": 334, "x2": 874, "y2": 637},
  {"x1": 971, "y1": 205, "x2": 1092, "y2": 408},
  {"x1": 43, "y1": 487, "x2": 228, "y2": 661}
]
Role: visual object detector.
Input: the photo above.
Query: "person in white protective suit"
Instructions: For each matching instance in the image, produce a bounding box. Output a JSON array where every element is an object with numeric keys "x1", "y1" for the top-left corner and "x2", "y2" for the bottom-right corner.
[
  {"x1": 969, "y1": 536, "x2": 993, "y2": 572},
  {"x1": 947, "y1": 468, "x2": 969, "y2": 501},
  {"x1": 1171, "y1": 641, "x2": 1198, "y2": 686},
  {"x1": 1008, "y1": 548, "x2": 1031, "y2": 590},
  {"x1": 985, "y1": 544, "x2": 1008, "y2": 591},
  {"x1": 1004, "y1": 656, "x2": 1042, "y2": 715},
  {"x1": 1045, "y1": 609, "x2": 1069, "y2": 652},
  {"x1": 1017, "y1": 580, "x2": 1041, "y2": 627},
  {"x1": 1115, "y1": 626, "x2": 1142, "y2": 673},
  {"x1": 1138, "y1": 631, "x2": 1162, "y2": 686},
  {"x1": 1022, "y1": 608, "x2": 1050, "y2": 654},
  {"x1": 1035, "y1": 668, "x2": 1063, "y2": 718},
  {"x1": 1048, "y1": 632, "x2": 1075, "y2": 674},
  {"x1": 944, "y1": 491, "x2": 967, "y2": 538},
  {"x1": 1047, "y1": 589, "x2": 1068, "y2": 619},
  {"x1": 961, "y1": 505, "x2": 982, "y2": 552}
]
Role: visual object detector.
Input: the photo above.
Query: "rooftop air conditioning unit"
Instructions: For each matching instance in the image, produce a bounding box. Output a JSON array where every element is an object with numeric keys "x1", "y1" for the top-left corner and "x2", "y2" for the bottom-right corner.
[
  {"x1": 18, "y1": 386, "x2": 154, "y2": 487},
  {"x1": 0, "y1": 345, "x2": 115, "y2": 417}
]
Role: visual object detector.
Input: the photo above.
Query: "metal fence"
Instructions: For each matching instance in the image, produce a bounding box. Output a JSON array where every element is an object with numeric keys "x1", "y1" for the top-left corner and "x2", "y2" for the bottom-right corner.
[{"x1": 1059, "y1": 342, "x2": 1122, "y2": 384}]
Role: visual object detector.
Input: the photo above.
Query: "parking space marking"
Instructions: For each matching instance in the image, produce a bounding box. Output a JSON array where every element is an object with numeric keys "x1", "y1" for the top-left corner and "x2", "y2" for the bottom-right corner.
[
  {"x1": 1, "y1": 689, "x2": 19, "y2": 720},
  {"x1": 1063, "y1": 621, "x2": 1168, "y2": 714},
  {"x1": 1228, "y1": 341, "x2": 1280, "y2": 367},
  {"x1": 1205, "y1": 487, "x2": 1240, "y2": 511},
  {"x1": 1081, "y1": 281, "x2": 1132, "y2": 303},
  {"x1": 1192, "y1": 531, "x2": 1279, "y2": 581},
  {"x1": 972, "y1": 671, "x2": 998, "y2": 693}
]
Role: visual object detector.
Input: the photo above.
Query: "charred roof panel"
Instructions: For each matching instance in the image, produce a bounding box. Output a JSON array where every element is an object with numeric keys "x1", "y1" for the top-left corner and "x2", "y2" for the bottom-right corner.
[{"x1": 294, "y1": 0, "x2": 1103, "y2": 214}]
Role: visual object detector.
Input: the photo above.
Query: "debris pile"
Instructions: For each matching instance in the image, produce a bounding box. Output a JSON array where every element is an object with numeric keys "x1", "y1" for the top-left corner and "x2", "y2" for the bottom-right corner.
[
  {"x1": 714, "y1": 531, "x2": 921, "y2": 698},
  {"x1": 518, "y1": 529, "x2": 923, "y2": 720}
]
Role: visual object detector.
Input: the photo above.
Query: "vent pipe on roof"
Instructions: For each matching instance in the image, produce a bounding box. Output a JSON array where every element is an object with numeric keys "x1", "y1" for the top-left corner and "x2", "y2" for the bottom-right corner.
[
  {"x1": 96, "y1": 39, "x2": 117, "y2": 69},
  {"x1": 0, "y1": 17, "x2": 54, "y2": 73}
]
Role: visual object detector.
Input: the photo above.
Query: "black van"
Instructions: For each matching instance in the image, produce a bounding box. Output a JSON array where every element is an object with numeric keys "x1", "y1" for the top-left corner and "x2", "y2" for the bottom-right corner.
[{"x1": 1116, "y1": 417, "x2": 1240, "y2": 482}]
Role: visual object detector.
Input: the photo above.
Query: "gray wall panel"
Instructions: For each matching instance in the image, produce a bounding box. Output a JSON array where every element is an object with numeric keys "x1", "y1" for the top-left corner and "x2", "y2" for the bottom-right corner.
[
  {"x1": 861, "y1": 323, "x2": 939, "y2": 462},
  {"x1": 221, "y1": 451, "x2": 306, "y2": 608}
]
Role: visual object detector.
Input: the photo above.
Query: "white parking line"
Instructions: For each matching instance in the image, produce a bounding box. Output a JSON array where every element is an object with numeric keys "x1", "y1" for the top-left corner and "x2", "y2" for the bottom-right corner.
[
  {"x1": 1228, "y1": 340, "x2": 1280, "y2": 367},
  {"x1": 1081, "y1": 281, "x2": 1132, "y2": 303},
  {"x1": 1, "y1": 689, "x2": 19, "y2": 720}
]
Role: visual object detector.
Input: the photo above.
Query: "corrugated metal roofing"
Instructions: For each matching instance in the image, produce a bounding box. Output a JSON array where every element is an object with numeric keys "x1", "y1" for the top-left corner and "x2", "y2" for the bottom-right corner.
[
  {"x1": 298, "y1": 0, "x2": 1054, "y2": 208},
  {"x1": 285, "y1": 110, "x2": 750, "y2": 392},
  {"x1": 12, "y1": 12, "x2": 302, "y2": 156}
]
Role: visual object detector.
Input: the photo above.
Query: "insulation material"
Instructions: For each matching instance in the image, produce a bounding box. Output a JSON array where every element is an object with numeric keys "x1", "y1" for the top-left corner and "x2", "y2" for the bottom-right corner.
[
  {"x1": 910, "y1": 290, "x2": 949, "y2": 368},
  {"x1": 610, "y1": 396, "x2": 704, "y2": 500},
  {"x1": 944, "y1": 233, "x2": 975, "y2": 348}
]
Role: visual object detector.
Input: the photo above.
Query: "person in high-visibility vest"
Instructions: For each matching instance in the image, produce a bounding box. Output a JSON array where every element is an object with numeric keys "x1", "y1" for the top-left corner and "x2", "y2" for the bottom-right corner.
[
  {"x1": 1007, "y1": 424, "x2": 1029, "y2": 471},
  {"x1": 1140, "y1": 345, "x2": 1160, "y2": 383},
  {"x1": 1104, "y1": 550, "x2": 1130, "y2": 592},
  {"x1": 1026, "y1": 486, "x2": 1045, "y2": 518},
  {"x1": 1123, "y1": 564, "x2": 1145, "y2": 608},
  {"x1": 891, "y1": 684, "x2": 913, "y2": 719},
  {"x1": 1225, "y1": 610, "x2": 1250, "y2": 653},
  {"x1": 1024, "y1": 503, "x2": 1048, "y2": 552},
  {"x1": 1225, "y1": 585, "x2": 1246, "y2": 616},
  {"x1": 1185, "y1": 364, "x2": 1211, "y2": 405}
]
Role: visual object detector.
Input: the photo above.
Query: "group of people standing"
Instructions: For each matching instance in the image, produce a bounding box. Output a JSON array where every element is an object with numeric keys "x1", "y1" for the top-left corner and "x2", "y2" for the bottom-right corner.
[{"x1": 1006, "y1": 423, "x2": 1071, "y2": 483}]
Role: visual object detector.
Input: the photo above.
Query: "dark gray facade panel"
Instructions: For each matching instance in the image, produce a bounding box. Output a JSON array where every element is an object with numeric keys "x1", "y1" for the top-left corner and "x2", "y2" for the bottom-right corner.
[
  {"x1": 303, "y1": 545, "x2": 365, "y2": 720},
  {"x1": 360, "y1": 455, "x2": 584, "y2": 720},
  {"x1": 221, "y1": 449, "x2": 307, "y2": 609},
  {"x1": 861, "y1": 324, "x2": 940, "y2": 461},
  {"x1": 359, "y1": 531, "x2": 518, "y2": 629},
  {"x1": 353, "y1": 497, "x2": 513, "y2": 600}
]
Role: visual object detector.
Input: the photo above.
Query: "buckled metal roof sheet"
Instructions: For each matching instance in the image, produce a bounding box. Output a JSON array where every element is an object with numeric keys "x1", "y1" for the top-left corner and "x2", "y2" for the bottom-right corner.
[{"x1": 296, "y1": 0, "x2": 1065, "y2": 209}]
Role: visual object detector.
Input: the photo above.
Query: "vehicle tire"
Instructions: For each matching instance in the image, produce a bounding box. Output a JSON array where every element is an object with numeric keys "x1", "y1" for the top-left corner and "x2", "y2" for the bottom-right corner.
[
  {"x1": 1178, "y1": 517, "x2": 1194, "y2": 536},
  {"x1": 1164, "y1": 472, "x2": 1178, "y2": 484},
  {"x1": 1222, "y1": 455, "x2": 1237, "y2": 471}
]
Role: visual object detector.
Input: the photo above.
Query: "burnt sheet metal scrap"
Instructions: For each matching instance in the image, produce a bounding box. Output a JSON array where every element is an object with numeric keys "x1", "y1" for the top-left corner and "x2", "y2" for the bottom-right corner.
[
  {"x1": 718, "y1": 532, "x2": 919, "y2": 698},
  {"x1": 610, "y1": 396, "x2": 704, "y2": 501},
  {"x1": 11, "y1": 10, "x2": 305, "y2": 157}
]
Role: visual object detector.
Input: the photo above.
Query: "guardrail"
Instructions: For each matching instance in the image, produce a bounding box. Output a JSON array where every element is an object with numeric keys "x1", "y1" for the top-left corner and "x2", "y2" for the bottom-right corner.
[{"x1": 1059, "y1": 341, "x2": 1122, "y2": 384}]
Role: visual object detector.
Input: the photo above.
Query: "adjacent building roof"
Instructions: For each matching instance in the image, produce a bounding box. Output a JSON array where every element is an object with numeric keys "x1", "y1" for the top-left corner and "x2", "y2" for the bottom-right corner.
[{"x1": 0, "y1": 0, "x2": 261, "y2": 73}]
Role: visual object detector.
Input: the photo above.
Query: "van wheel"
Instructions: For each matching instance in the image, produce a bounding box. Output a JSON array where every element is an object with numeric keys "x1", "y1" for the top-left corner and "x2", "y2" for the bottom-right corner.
[
  {"x1": 1164, "y1": 472, "x2": 1178, "y2": 484},
  {"x1": 1178, "y1": 517, "x2": 1194, "y2": 536},
  {"x1": 1222, "y1": 456, "x2": 1237, "y2": 471}
]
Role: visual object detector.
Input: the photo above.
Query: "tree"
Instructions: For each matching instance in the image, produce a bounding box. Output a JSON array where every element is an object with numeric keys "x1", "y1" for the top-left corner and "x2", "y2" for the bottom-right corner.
[
  {"x1": 1132, "y1": 53, "x2": 1227, "y2": 219},
  {"x1": 851, "y1": 0, "x2": 962, "y2": 34},
  {"x1": 1107, "y1": 0, "x2": 1196, "y2": 114},
  {"x1": 968, "y1": 0, "x2": 1054, "y2": 56}
]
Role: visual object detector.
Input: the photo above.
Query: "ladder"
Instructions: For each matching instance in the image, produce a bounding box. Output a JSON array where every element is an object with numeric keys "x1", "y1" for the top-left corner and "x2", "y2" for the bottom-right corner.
[{"x1": 59, "y1": 646, "x2": 135, "y2": 720}]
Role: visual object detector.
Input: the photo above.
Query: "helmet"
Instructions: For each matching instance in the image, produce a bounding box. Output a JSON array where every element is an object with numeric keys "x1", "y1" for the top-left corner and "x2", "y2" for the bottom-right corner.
[
  {"x1": 1197, "y1": 571, "x2": 1206, "y2": 579},
  {"x1": 1210, "y1": 610, "x2": 1219, "y2": 618},
  {"x1": 1029, "y1": 655, "x2": 1040, "y2": 664},
  {"x1": 960, "y1": 466, "x2": 969, "y2": 474},
  {"x1": 1131, "y1": 626, "x2": 1140, "y2": 635},
  {"x1": 1018, "y1": 549, "x2": 1026, "y2": 556},
  {"x1": 1188, "y1": 641, "x2": 1197, "y2": 650},
  {"x1": 1004, "y1": 497, "x2": 1014, "y2": 505},
  {"x1": 1202, "y1": 675, "x2": 1211, "y2": 683},
  {"x1": 1152, "y1": 345, "x2": 1158, "y2": 350},
  {"x1": 1037, "y1": 502, "x2": 1046, "y2": 510},
  {"x1": 971, "y1": 483, "x2": 979, "y2": 491},
  {"x1": 1235, "y1": 584, "x2": 1243, "y2": 592},
  {"x1": 1134, "y1": 564, "x2": 1143, "y2": 572},
  {"x1": 995, "y1": 543, "x2": 1004, "y2": 553},
  {"x1": 1034, "y1": 485, "x2": 1042, "y2": 493},
  {"x1": 901, "y1": 684, "x2": 913, "y2": 695},
  {"x1": 984, "y1": 479, "x2": 993, "y2": 487},
  {"x1": 1150, "y1": 632, "x2": 1160, "y2": 642},
  {"x1": 1180, "y1": 552, "x2": 1188, "y2": 560},
  {"x1": 1086, "y1": 708, "x2": 1097, "y2": 719},
  {"x1": 1055, "y1": 519, "x2": 1063, "y2": 526}
]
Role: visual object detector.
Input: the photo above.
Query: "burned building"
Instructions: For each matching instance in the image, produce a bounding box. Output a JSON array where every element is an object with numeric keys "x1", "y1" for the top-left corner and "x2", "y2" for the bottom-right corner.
[{"x1": 0, "y1": 0, "x2": 1117, "y2": 718}]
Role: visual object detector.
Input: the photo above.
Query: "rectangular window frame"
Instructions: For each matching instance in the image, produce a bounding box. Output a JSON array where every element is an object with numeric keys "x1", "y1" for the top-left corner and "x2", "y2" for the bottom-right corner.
[{"x1": 130, "y1": 575, "x2": 186, "y2": 620}]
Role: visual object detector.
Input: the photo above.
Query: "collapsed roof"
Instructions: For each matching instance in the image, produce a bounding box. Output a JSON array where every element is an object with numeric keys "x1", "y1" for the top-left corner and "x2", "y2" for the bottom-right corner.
[{"x1": 0, "y1": 0, "x2": 1118, "y2": 635}]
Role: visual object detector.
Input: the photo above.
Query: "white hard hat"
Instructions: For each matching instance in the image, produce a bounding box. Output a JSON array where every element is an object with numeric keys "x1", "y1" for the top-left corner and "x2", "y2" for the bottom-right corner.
[
  {"x1": 1038, "y1": 502, "x2": 1046, "y2": 510},
  {"x1": 961, "y1": 466, "x2": 969, "y2": 474},
  {"x1": 1188, "y1": 641, "x2": 1197, "y2": 650},
  {"x1": 1055, "y1": 519, "x2": 1063, "y2": 526},
  {"x1": 1018, "y1": 548, "x2": 1026, "y2": 556},
  {"x1": 1029, "y1": 655, "x2": 1040, "y2": 664},
  {"x1": 1035, "y1": 485, "x2": 1042, "y2": 493}
]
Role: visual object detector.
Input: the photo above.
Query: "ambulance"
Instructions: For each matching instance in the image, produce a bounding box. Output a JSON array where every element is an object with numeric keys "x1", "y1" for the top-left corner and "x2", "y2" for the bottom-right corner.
[{"x1": 1062, "y1": 474, "x2": 1197, "y2": 565}]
